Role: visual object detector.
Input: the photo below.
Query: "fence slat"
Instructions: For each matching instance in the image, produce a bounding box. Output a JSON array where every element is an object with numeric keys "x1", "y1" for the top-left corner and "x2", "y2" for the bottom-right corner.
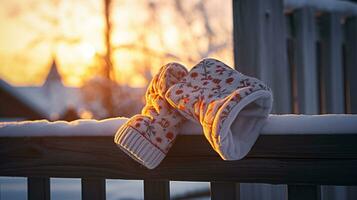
[
  {"x1": 293, "y1": 8, "x2": 319, "y2": 114},
  {"x1": 288, "y1": 185, "x2": 320, "y2": 200},
  {"x1": 211, "y1": 182, "x2": 239, "y2": 200},
  {"x1": 345, "y1": 17, "x2": 357, "y2": 114},
  {"x1": 82, "y1": 178, "x2": 106, "y2": 200},
  {"x1": 144, "y1": 180, "x2": 169, "y2": 200},
  {"x1": 28, "y1": 177, "x2": 50, "y2": 200},
  {"x1": 318, "y1": 13, "x2": 344, "y2": 114},
  {"x1": 233, "y1": 0, "x2": 291, "y2": 113}
]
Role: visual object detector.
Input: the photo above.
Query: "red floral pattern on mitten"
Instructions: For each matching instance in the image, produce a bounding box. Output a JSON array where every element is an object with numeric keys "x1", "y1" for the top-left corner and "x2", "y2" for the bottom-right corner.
[
  {"x1": 114, "y1": 63, "x2": 188, "y2": 169},
  {"x1": 166, "y1": 58, "x2": 273, "y2": 160}
]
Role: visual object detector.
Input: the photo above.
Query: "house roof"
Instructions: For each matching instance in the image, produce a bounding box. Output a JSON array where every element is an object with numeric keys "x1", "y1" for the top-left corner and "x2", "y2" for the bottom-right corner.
[
  {"x1": 0, "y1": 79, "x2": 49, "y2": 119},
  {"x1": 43, "y1": 59, "x2": 63, "y2": 86}
]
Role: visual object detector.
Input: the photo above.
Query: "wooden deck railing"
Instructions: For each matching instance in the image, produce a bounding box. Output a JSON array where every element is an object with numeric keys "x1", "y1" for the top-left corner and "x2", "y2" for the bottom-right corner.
[
  {"x1": 1, "y1": 0, "x2": 357, "y2": 199},
  {"x1": 0, "y1": 133, "x2": 356, "y2": 200}
]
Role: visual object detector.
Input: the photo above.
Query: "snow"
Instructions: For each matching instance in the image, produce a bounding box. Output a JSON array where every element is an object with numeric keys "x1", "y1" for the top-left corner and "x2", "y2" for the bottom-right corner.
[
  {"x1": 262, "y1": 114, "x2": 357, "y2": 135},
  {"x1": 0, "y1": 117, "x2": 127, "y2": 137},
  {"x1": 16, "y1": 84, "x2": 83, "y2": 119},
  {"x1": 0, "y1": 114, "x2": 356, "y2": 137},
  {"x1": 284, "y1": 0, "x2": 357, "y2": 15}
]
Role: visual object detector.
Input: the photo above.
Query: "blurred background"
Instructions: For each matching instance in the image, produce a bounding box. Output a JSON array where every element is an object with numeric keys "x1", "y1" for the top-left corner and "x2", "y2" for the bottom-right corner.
[
  {"x1": 0, "y1": 0, "x2": 233, "y2": 199},
  {"x1": 0, "y1": 0, "x2": 233, "y2": 121}
]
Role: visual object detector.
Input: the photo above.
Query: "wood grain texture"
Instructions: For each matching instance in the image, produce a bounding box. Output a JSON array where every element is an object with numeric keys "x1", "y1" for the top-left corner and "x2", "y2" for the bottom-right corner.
[
  {"x1": 0, "y1": 135, "x2": 356, "y2": 185},
  {"x1": 81, "y1": 178, "x2": 106, "y2": 200},
  {"x1": 318, "y1": 13, "x2": 345, "y2": 114},
  {"x1": 28, "y1": 177, "x2": 50, "y2": 200},
  {"x1": 233, "y1": 0, "x2": 291, "y2": 114},
  {"x1": 292, "y1": 8, "x2": 319, "y2": 114}
]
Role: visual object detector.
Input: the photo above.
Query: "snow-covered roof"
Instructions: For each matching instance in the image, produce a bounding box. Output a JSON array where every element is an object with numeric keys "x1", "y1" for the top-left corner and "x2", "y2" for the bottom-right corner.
[
  {"x1": 0, "y1": 114, "x2": 356, "y2": 137},
  {"x1": 15, "y1": 86, "x2": 83, "y2": 118},
  {"x1": 0, "y1": 57, "x2": 84, "y2": 119}
]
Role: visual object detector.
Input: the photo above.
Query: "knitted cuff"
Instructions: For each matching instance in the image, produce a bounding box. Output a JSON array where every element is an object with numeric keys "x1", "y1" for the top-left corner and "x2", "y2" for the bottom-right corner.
[
  {"x1": 114, "y1": 124, "x2": 166, "y2": 169},
  {"x1": 212, "y1": 89, "x2": 272, "y2": 160}
]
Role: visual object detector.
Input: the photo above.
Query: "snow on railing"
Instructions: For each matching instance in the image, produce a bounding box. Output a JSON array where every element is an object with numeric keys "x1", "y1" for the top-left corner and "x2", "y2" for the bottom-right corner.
[
  {"x1": 1, "y1": 114, "x2": 357, "y2": 137},
  {"x1": 284, "y1": 0, "x2": 357, "y2": 15}
]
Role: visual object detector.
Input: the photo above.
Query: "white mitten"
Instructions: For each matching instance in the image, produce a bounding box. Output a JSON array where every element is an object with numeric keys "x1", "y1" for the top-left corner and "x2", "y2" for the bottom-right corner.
[
  {"x1": 166, "y1": 58, "x2": 273, "y2": 160},
  {"x1": 114, "y1": 63, "x2": 188, "y2": 169}
]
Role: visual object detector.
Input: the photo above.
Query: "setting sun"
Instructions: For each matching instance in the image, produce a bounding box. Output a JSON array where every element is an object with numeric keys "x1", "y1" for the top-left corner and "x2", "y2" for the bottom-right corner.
[
  {"x1": 79, "y1": 43, "x2": 96, "y2": 61},
  {"x1": 0, "y1": 0, "x2": 233, "y2": 88}
]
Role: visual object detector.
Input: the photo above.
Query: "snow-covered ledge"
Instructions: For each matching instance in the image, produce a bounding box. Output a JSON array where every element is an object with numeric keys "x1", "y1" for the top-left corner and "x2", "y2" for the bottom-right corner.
[
  {"x1": 0, "y1": 115, "x2": 357, "y2": 137},
  {"x1": 284, "y1": 0, "x2": 357, "y2": 16}
]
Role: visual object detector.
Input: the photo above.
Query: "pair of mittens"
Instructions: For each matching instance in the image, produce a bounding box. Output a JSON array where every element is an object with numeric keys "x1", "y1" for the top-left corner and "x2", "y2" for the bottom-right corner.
[{"x1": 115, "y1": 58, "x2": 273, "y2": 169}]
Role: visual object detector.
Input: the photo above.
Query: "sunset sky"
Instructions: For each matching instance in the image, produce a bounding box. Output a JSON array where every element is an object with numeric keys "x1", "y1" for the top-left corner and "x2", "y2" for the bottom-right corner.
[{"x1": 0, "y1": 0, "x2": 233, "y2": 87}]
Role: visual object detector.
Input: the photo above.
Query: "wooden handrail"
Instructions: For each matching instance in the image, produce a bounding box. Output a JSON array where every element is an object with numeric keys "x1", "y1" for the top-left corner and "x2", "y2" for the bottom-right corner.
[{"x1": 1, "y1": 134, "x2": 356, "y2": 185}]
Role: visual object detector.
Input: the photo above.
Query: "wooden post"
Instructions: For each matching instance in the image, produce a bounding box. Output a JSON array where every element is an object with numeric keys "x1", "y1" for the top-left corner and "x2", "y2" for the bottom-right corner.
[
  {"x1": 82, "y1": 178, "x2": 106, "y2": 200},
  {"x1": 233, "y1": 0, "x2": 290, "y2": 199},
  {"x1": 211, "y1": 181, "x2": 240, "y2": 200},
  {"x1": 345, "y1": 17, "x2": 357, "y2": 114},
  {"x1": 318, "y1": 13, "x2": 344, "y2": 114},
  {"x1": 144, "y1": 180, "x2": 169, "y2": 200},
  {"x1": 233, "y1": 0, "x2": 291, "y2": 114},
  {"x1": 288, "y1": 185, "x2": 321, "y2": 200},
  {"x1": 319, "y1": 12, "x2": 347, "y2": 200},
  {"x1": 28, "y1": 177, "x2": 50, "y2": 200},
  {"x1": 292, "y1": 8, "x2": 319, "y2": 114},
  {"x1": 344, "y1": 15, "x2": 357, "y2": 200}
]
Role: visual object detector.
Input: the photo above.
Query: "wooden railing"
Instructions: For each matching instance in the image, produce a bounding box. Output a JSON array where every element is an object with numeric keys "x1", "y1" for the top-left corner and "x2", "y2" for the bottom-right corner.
[
  {"x1": 234, "y1": 0, "x2": 357, "y2": 115},
  {"x1": 0, "y1": 133, "x2": 356, "y2": 200},
  {"x1": 233, "y1": 0, "x2": 357, "y2": 198},
  {"x1": 1, "y1": 0, "x2": 357, "y2": 199}
]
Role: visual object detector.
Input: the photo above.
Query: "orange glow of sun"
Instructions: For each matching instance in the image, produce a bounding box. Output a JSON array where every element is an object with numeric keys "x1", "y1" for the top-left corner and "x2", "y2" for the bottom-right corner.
[{"x1": 0, "y1": 0, "x2": 233, "y2": 88}]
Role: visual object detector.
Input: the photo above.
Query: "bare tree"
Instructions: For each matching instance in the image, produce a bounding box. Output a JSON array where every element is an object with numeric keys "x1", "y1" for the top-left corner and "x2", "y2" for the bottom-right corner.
[{"x1": 102, "y1": 0, "x2": 114, "y2": 117}]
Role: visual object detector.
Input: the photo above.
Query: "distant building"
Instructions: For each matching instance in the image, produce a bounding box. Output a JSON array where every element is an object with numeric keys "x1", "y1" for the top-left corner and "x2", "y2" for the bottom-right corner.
[
  {"x1": 0, "y1": 79, "x2": 47, "y2": 120},
  {"x1": 0, "y1": 58, "x2": 145, "y2": 122},
  {"x1": 0, "y1": 59, "x2": 82, "y2": 121}
]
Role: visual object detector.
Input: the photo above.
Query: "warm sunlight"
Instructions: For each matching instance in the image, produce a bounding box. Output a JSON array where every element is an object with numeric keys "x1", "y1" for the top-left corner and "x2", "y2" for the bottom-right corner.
[
  {"x1": 0, "y1": 0, "x2": 233, "y2": 88},
  {"x1": 79, "y1": 43, "x2": 96, "y2": 61}
]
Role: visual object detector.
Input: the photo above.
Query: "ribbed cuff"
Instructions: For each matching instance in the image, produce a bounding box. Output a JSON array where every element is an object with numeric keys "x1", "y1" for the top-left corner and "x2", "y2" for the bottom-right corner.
[{"x1": 114, "y1": 124, "x2": 166, "y2": 169}]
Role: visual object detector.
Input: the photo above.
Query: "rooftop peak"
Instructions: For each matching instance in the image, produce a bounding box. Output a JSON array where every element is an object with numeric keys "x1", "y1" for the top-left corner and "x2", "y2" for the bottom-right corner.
[{"x1": 43, "y1": 58, "x2": 63, "y2": 86}]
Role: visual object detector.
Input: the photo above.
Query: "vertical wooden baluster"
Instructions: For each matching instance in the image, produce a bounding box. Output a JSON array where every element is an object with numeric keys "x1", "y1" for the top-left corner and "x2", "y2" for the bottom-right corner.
[
  {"x1": 345, "y1": 17, "x2": 357, "y2": 114},
  {"x1": 28, "y1": 177, "x2": 50, "y2": 200},
  {"x1": 211, "y1": 182, "x2": 240, "y2": 200},
  {"x1": 234, "y1": 0, "x2": 291, "y2": 114},
  {"x1": 319, "y1": 12, "x2": 347, "y2": 199},
  {"x1": 233, "y1": 0, "x2": 290, "y2": 199},
  {"x1": 82, "y1": 178, "x2": 106, "y2": 200},
  {"x1": 292, "y1": 8, "x2": 319, "y2": 114},
  {"x1": 144, "y1": 180, "x2": 169, "y2": 200},
  {"x1": 318, "y1": 13, "x2": 344, "y2": 114},
  {"x1": 288, "y1": 185, "x2": 320, "y2": 200}
]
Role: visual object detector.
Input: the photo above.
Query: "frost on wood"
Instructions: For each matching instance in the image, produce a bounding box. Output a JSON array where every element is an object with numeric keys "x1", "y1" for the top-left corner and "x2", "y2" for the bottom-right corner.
[{"x1": 0, "y1": 115, "x2": 357, "y2": 137}]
